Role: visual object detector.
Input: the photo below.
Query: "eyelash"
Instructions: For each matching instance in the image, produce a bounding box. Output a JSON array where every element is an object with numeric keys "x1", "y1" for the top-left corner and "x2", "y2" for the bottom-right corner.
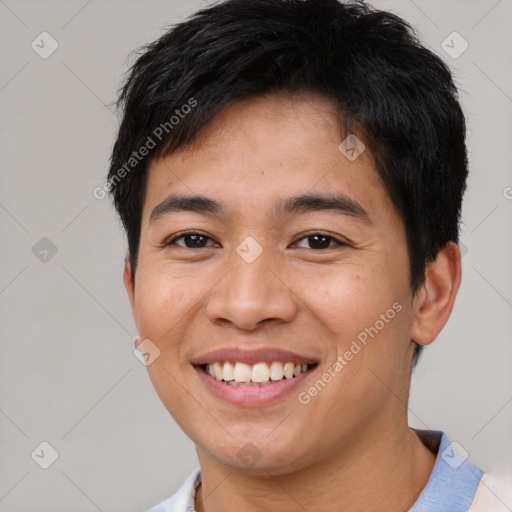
[{"x1": 162, "y1": 231, "x2": 348, "y2": 250}]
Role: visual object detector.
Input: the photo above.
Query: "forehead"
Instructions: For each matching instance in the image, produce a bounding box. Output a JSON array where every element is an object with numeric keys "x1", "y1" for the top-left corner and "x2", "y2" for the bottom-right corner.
[{"x1": 143, "y1": 92, "x2": 388, "y2": 222}]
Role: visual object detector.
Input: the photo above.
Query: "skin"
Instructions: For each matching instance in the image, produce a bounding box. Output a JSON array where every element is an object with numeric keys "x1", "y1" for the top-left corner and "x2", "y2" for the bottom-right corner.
[{"x1": 124, "y1": 92, "x2": 462, "y2": 511}]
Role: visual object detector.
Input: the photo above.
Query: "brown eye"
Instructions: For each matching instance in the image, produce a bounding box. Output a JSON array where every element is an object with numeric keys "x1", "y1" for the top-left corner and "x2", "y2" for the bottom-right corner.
[
  {"x1": 164, "y1": 232, "x2": 217, "y2": 249},
  {"x1": 293, "y1": 233, "x2": 347, "y2": 250}
]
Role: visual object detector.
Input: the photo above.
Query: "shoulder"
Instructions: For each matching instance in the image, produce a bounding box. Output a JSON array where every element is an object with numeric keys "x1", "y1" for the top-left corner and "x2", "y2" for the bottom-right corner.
[{"x1": 468, "y1": 472, "x2": 512, "y2": 512}]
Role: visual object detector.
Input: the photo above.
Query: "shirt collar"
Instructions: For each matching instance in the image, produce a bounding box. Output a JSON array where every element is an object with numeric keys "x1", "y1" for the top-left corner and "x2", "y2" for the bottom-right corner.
[{"x1": 409, "y1": 429, "x2": 483, "y2": 511}]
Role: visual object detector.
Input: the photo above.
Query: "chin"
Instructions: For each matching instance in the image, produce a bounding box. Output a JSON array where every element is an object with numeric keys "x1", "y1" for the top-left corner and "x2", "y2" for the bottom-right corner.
[{"x1": 198, "y1": 431, "x2": 312, "y2": 475}]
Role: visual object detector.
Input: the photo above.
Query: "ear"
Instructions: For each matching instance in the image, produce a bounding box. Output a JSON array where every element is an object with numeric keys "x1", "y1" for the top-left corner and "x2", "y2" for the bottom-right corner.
[
  {"x1": 123, "y1": 257, "x2": 135, "y2": 309},
  {"x1": 410, "y1": 241, "x2": 462, "y2": 346}
]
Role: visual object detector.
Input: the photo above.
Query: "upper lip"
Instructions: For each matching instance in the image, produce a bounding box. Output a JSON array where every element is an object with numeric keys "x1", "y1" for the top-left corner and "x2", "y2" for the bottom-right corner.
[{"x1": 191, "y1": 347, "x2": 319, "y2": 366}]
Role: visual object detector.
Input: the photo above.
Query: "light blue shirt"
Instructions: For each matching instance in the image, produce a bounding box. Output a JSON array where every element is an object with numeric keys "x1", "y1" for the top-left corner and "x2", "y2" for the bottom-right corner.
[{"x1": 147, "y1": 430, "x2": 484, "y2": 512}]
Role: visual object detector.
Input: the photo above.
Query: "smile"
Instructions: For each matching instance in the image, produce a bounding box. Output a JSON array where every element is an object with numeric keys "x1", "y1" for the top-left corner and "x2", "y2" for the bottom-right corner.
[
  {"x1": 203, "y1": 361, "x2": 316, "y2": 386},
  {"x1": 194, "y1": 361, "x2": 318, "y2": 406}
]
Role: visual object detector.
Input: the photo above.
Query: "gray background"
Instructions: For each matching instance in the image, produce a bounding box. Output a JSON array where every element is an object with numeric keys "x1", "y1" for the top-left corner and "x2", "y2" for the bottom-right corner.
[{"x1": 1, "y1": 0, "x2": 511, "y2": 510}]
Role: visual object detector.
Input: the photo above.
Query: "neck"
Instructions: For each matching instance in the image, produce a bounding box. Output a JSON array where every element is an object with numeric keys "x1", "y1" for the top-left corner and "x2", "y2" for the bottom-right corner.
[{"x1": 194, "y1": 421, "x2": 436, "y2": 512}]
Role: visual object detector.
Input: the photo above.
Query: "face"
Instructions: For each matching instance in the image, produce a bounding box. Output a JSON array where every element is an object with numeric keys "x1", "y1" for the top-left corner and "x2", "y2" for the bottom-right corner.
[{"x1": 125, "y1": 92, "x2": 420, "y2": 475}]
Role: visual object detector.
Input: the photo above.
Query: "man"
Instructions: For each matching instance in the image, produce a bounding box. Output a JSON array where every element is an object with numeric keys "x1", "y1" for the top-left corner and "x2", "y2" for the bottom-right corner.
[{"x1": 107, "y1": 0, "x2": 503, "y2": 510}]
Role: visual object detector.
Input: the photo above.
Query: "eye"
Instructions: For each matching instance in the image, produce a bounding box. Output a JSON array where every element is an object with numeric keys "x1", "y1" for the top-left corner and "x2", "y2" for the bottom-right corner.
[
  {"x1": 163, "y1": 231, "x2": 218, "y2": 249},
  {"x1": 292, "y1": 232, "x2": 347, "y2": 250},
  {"x1": 162, "y1": 231, "x2": 348, "y2": 250}
]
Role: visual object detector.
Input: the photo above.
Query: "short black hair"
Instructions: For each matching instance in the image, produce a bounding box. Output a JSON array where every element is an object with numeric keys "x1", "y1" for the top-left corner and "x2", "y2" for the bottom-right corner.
[{"x1": 107, "y1": 0, "x2": 468, "y2": 367}]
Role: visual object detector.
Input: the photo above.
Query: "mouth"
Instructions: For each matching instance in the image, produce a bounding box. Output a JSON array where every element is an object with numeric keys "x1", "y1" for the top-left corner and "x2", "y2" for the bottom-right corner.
[
  {"x1": 191, "y1": 347, "x2": 320, "y2": 405},
  {"x1": 194, "y1": 360, "x2": 319, "y2": 406},
  {"x1": 198, "y1": 361, "x2": 319, "y2": 386}
]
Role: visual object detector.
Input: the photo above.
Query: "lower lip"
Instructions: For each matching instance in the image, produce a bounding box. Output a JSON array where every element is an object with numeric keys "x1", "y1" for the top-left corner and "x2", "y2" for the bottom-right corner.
[{"x1": 194, "y1": 365, "x2": 315, "y2": 406}]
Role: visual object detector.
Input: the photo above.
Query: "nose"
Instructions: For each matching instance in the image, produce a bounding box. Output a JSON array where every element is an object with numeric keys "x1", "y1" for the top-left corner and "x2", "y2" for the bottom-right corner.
[{"x1": 205, "y1": 246, "x2": 299, "y2": 331}]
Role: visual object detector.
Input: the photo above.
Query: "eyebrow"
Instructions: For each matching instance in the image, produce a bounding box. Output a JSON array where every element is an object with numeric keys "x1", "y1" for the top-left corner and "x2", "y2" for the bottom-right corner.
[{"x1": 149, "y1": 192, "x2": 370, "y2": 224}]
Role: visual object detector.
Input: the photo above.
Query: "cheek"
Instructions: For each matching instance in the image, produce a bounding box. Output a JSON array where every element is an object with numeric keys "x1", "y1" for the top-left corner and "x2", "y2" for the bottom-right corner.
[
  {"x1": 301, "y1": 269, "x2": 412, "y2": 418},
  {"x1": 133, "y1": 263, "x2": 202, "y2": 339},
  {"x1": 299, "y1": 262, "x2": 401, "y2": 343}
]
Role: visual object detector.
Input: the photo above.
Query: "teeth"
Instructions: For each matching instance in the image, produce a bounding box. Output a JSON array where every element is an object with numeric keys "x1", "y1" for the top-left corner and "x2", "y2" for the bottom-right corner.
[
  {"x1": 283, "y1": 363, "x2": 294, "y2": 379},
  {"x1": 233, "y1": 362, "x2": 251, "y2": 382},
  {"x1": 205, "y1": 361, "x2": 313, "y2": 383},
  {"x1": 213, "y1": 362, "x2": 223, "y2": 381},
  {"x1": 223, "y1": 361, "x2": 234, "y2": 381},
  {"x1": 252, "y1": 362, "x2": 270, "y2": 383},
  {"x1": 270, "y1": 361, "x2": 284, "y2": 381}
]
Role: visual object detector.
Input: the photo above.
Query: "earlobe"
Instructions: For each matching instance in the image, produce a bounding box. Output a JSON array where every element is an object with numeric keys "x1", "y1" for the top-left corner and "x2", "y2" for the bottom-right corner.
[{"x1": 411, "y1": 242, "x2": 462, "y2": 346}]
